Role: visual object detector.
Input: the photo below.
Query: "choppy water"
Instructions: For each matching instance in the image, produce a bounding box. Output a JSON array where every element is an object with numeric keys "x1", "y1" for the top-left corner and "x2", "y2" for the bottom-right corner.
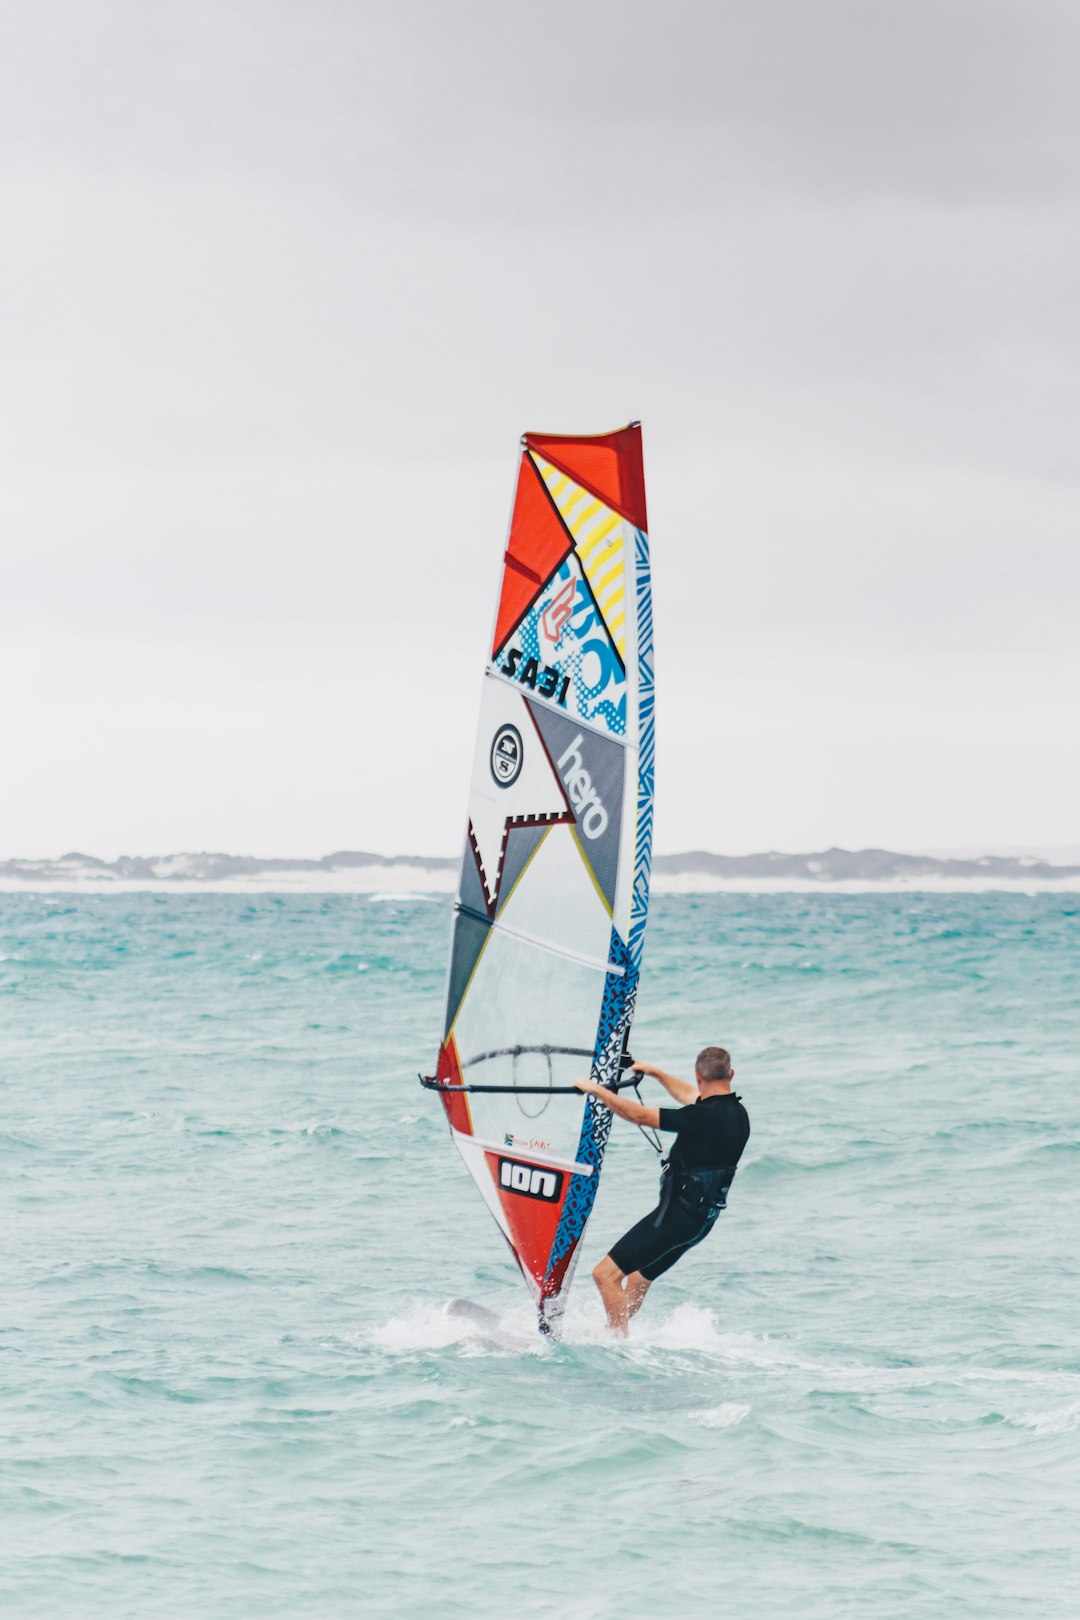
[{"x1": 2, "y1": 890, "x2": 1079, "y2": 1618}]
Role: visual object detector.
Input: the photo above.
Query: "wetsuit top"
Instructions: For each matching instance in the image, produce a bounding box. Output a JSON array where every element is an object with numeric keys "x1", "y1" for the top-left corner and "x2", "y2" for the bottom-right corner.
[
  {"x1": 658, "y1": 1092, "x2": 750, "y2": 1173},
  {"x1": 608, "y1": 1093, "x2": 751, "y2": 1281}
]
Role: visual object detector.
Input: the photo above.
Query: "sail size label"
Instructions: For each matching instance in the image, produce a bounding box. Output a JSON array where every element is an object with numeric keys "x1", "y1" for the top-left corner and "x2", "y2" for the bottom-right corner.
[
  {"x1": 498, "y1": 1158, "x2": 564, "y2": 1202},
  {"x1": 499, "y1": 647, "x2": 570, "y2": 707}
]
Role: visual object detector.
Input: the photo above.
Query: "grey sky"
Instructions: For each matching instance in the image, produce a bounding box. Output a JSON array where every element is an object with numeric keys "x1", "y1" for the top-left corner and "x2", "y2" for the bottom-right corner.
[{"x1": 2, "y1": 1, "x2": 1077, "y2": 856}]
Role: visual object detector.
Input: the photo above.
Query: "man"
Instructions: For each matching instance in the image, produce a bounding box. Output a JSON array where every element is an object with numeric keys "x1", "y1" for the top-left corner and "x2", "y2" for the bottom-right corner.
[{"x1": 574, "y1": 1047, "x2": 750, "y2": 1336}]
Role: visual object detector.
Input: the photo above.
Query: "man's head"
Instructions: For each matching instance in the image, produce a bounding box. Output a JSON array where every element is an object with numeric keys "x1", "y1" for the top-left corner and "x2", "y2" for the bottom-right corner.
[{"x1": 695, "y1": 1046, "x2": 733, "y2": 1089}]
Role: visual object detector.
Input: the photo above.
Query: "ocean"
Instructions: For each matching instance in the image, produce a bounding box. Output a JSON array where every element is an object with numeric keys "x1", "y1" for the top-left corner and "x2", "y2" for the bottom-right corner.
[{"x1": 2, "y1": 889, "x2": 1078, "y2": 1618}]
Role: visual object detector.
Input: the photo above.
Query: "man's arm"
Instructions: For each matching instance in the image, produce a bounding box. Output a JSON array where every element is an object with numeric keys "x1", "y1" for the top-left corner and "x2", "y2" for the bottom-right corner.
[
  {"x1": 574, "y1": 1078, "x2": 661, "y2": 1129},
  {"x1": 631, "y1": 1060, "x2": 697, "y2": 1106}
]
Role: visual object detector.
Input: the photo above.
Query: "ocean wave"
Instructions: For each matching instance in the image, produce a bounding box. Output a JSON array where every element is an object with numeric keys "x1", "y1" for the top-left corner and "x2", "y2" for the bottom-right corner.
[
  {"x1": 1012, "y1": 1398, "x2": 1080, "y2": 1435},
  {"x1": 5, "y1": 869, "x2": 1080, "y2": 895},
  {"x1": 691, "y1": 1402, "x2": 751, "y2": 1428},
  {"x1": 367, "y1": 891, "x2": 443, "y2": 904}
]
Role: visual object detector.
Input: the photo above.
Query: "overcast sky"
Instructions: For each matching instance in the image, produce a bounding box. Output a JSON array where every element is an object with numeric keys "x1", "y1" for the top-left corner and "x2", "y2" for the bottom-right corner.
[{"x1": 2, "y1": 0, "x2": 1077, "y2": 858}]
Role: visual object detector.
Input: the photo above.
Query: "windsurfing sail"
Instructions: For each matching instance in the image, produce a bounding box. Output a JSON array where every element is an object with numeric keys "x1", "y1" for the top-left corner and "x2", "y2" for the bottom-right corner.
[{"x1": 422, "y1": 424, "x2": 655, "y2": 1337}]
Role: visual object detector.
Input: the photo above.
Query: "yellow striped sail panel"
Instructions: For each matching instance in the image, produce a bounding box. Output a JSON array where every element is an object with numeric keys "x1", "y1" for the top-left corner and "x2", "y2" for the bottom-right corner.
[{"x1": 532, "y1": 454, "x2": 627, "y2": 659}]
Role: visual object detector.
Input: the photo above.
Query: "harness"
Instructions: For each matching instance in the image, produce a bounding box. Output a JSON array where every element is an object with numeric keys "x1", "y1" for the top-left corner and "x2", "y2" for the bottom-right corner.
[{"x1": 654, "y1": 1160, "x2": 737, "y2": 1229}]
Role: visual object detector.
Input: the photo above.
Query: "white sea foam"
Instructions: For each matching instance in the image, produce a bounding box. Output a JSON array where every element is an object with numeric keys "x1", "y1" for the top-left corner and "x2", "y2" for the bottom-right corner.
[
  {"x1": 0, "y1": 865, "x2": 458, "y2": 896},
  {"x1": 366, "y1": 889, "x2": 444, "y2": 902},
  {"x1": 6, "y1": 875, "x2": 1079, "y2": 894},
  {"x1": 373, "y1": 1298, "x2": 765, "y2": 1359},
  {"x1": 652, "y1": 874, "x2": 1080, "y2": 896},
  {"x1": 640, "y1": 1301, "x2": 727, "y2": 1351},
  {"x1": 3, "y1": 863, "x2": 1079, "y2": 895},
  {"x1": 370, "y1": 1302, "x2": 538, "y2": 1356},
  {"x1": 371, "y1": 1304, "x2": 476, "y2": 1352},
  {"x1": 692, "y1": 1402, "x2": 751, "y2": 1428},
  {"x1": 1014, "y1": 1398, "x2": 1080, "y2": 1435}
]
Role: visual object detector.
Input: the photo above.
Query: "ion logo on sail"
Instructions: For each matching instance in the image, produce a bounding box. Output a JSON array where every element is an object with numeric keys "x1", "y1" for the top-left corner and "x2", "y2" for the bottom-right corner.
[
  {"x1": 498, "y1": 1158, "x2": 564, "y2": 1202},
  {"x1": 490, "y1": 725, "x2": 523, "y2": 788}
]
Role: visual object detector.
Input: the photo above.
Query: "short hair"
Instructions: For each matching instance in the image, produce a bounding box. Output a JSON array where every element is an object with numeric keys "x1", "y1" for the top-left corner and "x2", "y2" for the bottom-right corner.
[{"x1": 695, "y1": 1046, "x2": 732, "y2": 1082}]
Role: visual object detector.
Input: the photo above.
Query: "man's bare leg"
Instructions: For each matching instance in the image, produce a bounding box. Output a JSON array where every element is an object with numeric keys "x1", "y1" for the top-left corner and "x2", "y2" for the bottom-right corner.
[
  {"x1": 624, "y1": 1271, "x2": 652, "y2": 1320},
  {"x1": 592, "y1": 1256, "x2": 631, "y2": 1337}
]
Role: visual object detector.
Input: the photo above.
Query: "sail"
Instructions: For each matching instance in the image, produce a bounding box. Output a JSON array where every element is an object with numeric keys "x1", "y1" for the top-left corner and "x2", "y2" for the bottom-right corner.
[{"x1": 430, "y1": 424, "x2": 655, "y2": 1336}]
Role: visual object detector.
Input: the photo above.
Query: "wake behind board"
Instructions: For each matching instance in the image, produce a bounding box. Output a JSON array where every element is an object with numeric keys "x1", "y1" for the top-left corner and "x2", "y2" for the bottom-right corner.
[{"x1": 421, "y1": 426, "x2": 656, "y2": 1339}]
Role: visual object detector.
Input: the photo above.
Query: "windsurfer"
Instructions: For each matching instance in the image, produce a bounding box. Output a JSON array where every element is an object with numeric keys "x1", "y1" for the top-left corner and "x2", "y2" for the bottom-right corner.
[{"x1": 573, "y1": 1047, "x2": 750, "y2": 1336}]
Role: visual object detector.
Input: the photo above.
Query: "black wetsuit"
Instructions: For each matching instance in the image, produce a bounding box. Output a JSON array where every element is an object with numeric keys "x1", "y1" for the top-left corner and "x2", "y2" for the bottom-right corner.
[{"x1": 608, "y1": 1092, "x2": 750, "y2": 1282}]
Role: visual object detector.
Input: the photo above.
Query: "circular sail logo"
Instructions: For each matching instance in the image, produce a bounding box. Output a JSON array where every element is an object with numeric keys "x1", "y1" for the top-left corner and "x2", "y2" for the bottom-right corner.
[{"x1": 490, "y1": 724, "x2": 523, "y2": 788}]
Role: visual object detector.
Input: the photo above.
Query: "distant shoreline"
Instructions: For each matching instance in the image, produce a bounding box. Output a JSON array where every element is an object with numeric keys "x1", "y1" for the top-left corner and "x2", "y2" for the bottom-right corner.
[{"x1": 2, "y1": 848, "x2": 1079, "y2": 895}]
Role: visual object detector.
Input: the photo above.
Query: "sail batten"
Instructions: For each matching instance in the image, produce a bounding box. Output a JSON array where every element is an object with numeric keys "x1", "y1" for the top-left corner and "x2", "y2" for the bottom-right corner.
[
  {"x1": 449, "y1": 907, "x2": 626, "y2": 976},
  {"x1": 428, "y1": 424, "x2": 655, "y2": 1338}
]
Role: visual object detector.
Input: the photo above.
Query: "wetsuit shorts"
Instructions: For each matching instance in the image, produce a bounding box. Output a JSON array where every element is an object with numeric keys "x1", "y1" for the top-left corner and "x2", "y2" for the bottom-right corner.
[{"x1": 608, "y1": 1200, "x2": 718, "y2": 1282}]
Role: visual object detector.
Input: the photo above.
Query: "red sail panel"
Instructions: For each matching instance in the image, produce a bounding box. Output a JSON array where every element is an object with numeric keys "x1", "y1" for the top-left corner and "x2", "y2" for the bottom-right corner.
[
  {"x1": 491, "y1": 453, "x2": 573, "y2": 655},
  {"x1": 523, "y1": 424, "x2": 648, "y2": 534},
  {"x1": 484, "y1": 1150, "x2": 569, "y2": 1288},
  {"x1": 436, "y1": 1036, "x2": 472, "y2": 1135}
]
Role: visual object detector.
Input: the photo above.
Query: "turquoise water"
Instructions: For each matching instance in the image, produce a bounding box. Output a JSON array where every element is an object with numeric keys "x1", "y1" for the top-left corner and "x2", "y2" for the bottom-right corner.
[{"x1": 2, "y1": 890, "x2": 1079, "y2": 1618}]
